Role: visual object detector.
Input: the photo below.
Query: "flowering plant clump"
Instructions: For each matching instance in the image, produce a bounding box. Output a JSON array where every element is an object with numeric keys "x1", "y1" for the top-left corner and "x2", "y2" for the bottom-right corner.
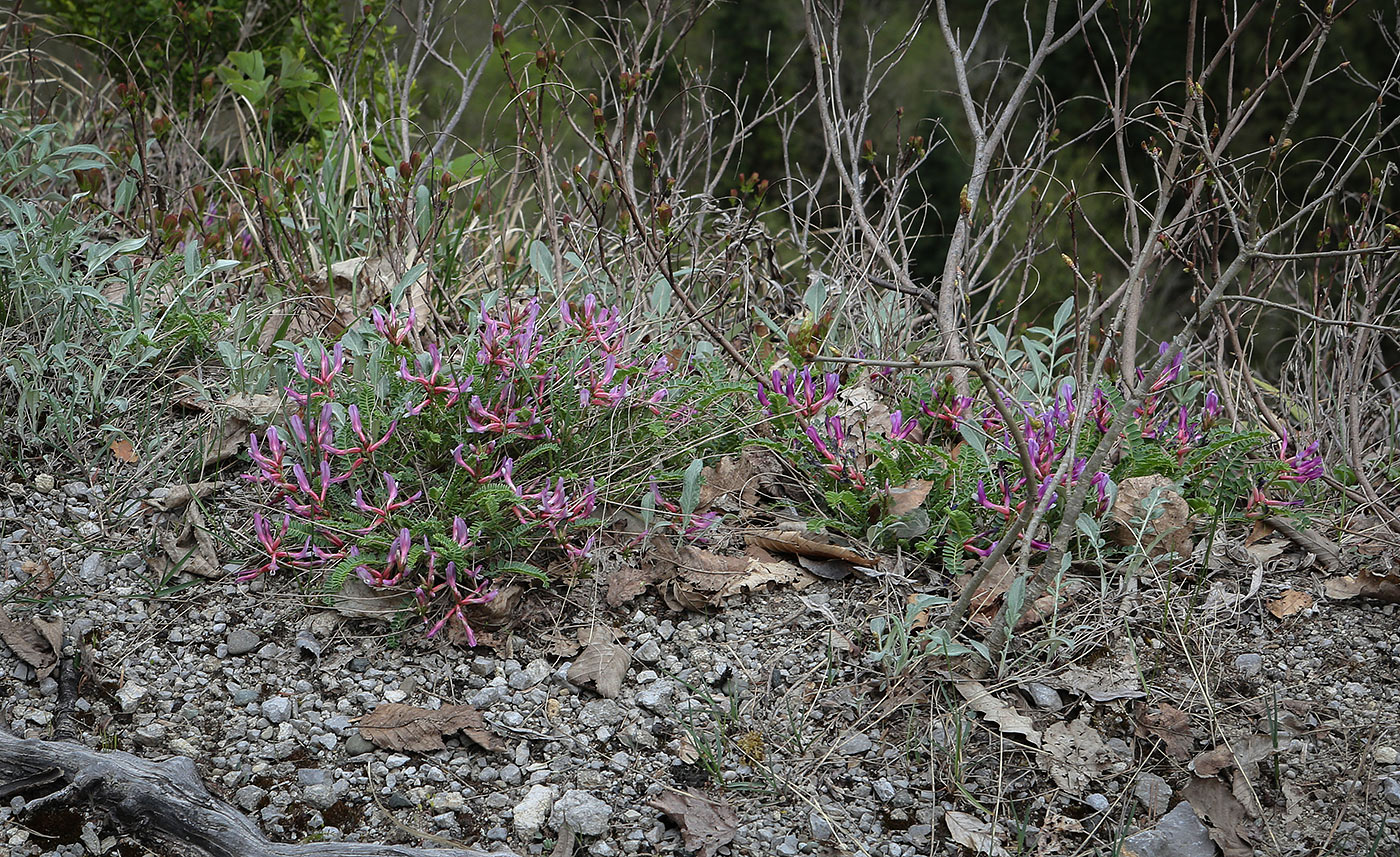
[
  {"x1": 755, "y1": 336, "x2": 1323, "y2": 568},
  {"x1": 244, "y1": 294, "x2": 708, "y2": 643}
]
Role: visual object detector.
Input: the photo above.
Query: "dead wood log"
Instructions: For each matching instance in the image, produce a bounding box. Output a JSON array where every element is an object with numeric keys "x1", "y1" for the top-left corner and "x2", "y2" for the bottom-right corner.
[{"x1": 0, "y1": 727, "x2": 518, "y2": 857}]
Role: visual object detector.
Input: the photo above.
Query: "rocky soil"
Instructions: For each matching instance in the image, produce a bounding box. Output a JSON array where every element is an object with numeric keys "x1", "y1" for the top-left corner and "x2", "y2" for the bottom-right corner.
[{"x1": 2, "y1": 475, "x2": 1398, "y2": 857}]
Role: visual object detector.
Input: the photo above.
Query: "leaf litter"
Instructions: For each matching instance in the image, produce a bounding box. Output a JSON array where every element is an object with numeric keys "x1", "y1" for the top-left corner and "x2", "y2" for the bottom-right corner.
[{"x1": 358, "y1": 702, "x2": 504, "y2": 753}]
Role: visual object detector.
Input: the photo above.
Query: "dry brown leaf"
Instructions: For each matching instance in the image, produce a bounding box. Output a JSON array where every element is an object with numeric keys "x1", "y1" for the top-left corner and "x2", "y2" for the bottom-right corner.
[
  {"x1": 153, "y1": 502, "x2": 221, "y2": 579},
  {"x1": 1016, "y1": 578, "x2": 1088, "y2": 630},
  {"x1": 1181, "y1": 776, "x2": 1255, "y2": 857},
  {"x1": 697, "y1": 450, "x2": 770, "y2": 514},
  {"x1": 1266, "y1": 589, "x2": 1314, "y2": 618},
  {"x1": 717, "y1": 559, "x2": 812, "y2": 598},
  {"x1": 649, "y1": 790, "x2": 739, "y2": 857},
  {"x1": 1245, "y1": 540, "x2": 1288, "y2": 565},
  {"x1": 675, "y1": 732, "x2": 700, "y2": 764},
  {"x1": 887, "y1": 479, "x2": 935, "y2": 517},
  {"x1": 568, "y1": 640, "x2": 630, "y2": 698},
  {"x1": 1042, "y1": 717, "x2": 1131, "y2": 795},
  {"x1": 21, "y1": 560, "x2": 55, "y2": 595},
  {"x1": 1055, "y1": 644, "x2": 1146, "y2": 701},
  {"x1": 605, "y1": 564, "x2": 668, "y2": 607},
  {"x1": 331, "y1": 576, "x2": 404, "y2": 620},
  {"x1": 1190, "y1": 735, "x2": 1274, "y2": 778},
  {"x1": 1034, "y1": 810, "x2": 1086, "y2": 856},
  {"x1": 955, "y1": 681, "x2": 1041, "y2": 747},
  {"x1": 1108, "y1": 474, "x2": 1193, "y2": 558},
  {"x1": 747, "y1": 531, "x2": 876, "y2": 566},
  {"x1": 359, "y1": 702, "x2": 504, "y2": 753},
  {"x1": 963, "y1": 558, "x2": 1015, "y2": 627},
  {"x1": 1135, "y1": 702, "x2": 1196, "y2": 761},
  {"x1": 795, "y1": 554, "x2": 854, "y2": 581},
  {"x1": 1244, "y1": 519, "x2": 1274, "y2": 547},
  {"x1": 110, "y1": 438, "x2": 138, "y2": 463},
  {"x1": 0, "y1": 607, "x2": 63, "y2": 679},
  {"x1": 1323, "y1": 567, "x2": 1400, "y2": 602},
  {"x1": 945, "y1": 810, "x2": 1010, "y2": 857},
  {"x1": 145, "y1": 482, "x2": 222, "y2": 512}
]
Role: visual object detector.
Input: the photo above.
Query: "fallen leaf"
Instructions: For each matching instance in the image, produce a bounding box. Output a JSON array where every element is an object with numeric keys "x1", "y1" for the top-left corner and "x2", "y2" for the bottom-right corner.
[
  {"x1": 152, "y1": 502, "x2": 221, "y2": 579},
  {"x1": 945, "y1": 810, "x2": 1010, "y2": 857},
  {"x1": 110, "y1": 438, "x2": 138, "y2": 463},
  {"x1": 1245, "y1": 540, "x2": 1288, "y2": 565},
  {"x1": 1016, "y1": 578, "x2": 1088, "y2": 630},
  {"x1": 331, "y1": 576, "x2": 404, "y2": 620},
  {"x1": 963, "y1": 558, "x2": 1015, "y2": 627},
  {"x1": 796, "y1": 554, "x2": 854, "y2": 581},
  {"x1": 0, "y1": 607, "x2": 63, "y2": 679},
  {"x1": 697, "y1": 449, "x2": 775, "y2": 515},
  {"x1": 568, "y1": 639, "x2": 630, "y2": 698},
  {"x1": 1135, "y1": 702, "x2": 1196, "y2": 761},
  {"x1": 748, "y1": 531, "x2": 876, "y2": 566},
  {"x1": 887, "y1": 479, "x2": 935, "y2": 516},
  {"x1": 1108, "y1": 474, "x2": 1192, "y2": 558},
  {"x1": 1244, "y1": 519, "x2": 1274, "y2": 547},
  {"x1": 1181, "y1": 776, "x2": 1255, "y2": 857},
  {"x1": 1323, "y1": 567, "x2": 1400, "y2": 602},
  {"x1": 295, "y1": 628, "x2": 321, "y2": 663},
  {"x1": 1042, "y1": 717, "x2": 1131, "y2": 795},
  {"x1": 1034, "y1": 810, "x2": 1086, "y2": 855},
  {"x1": 144, "y1": 482, "x2": 222, "y2": 512},
  {"x1": 1054, "y1": 644, "x2": 1145, "y2": 701},
  {"x1": 955, "y1": 681, "x2": 1041, "y2": 747},
  {"x1": 675, "y1": 732, "x2": 700, "y2": 764},
  {"x1": 21, "y1": 560, "x2": 54, "y2": 595},
  {"x1": 1266, "y1": 589, "x2": 1314, "y2": 618},
  {"x1": 359, "y1": 702, "x2": 503, "y2": 753},
  {"x1": 648, "y1": 790, "x2": 739, "y2": 857},
  {"x1": 605, "y1": 563, "x2": 669, "y2": 607},
  {"x1": 1189, "y1": 735, "x2": 1274, "y2": 778}
]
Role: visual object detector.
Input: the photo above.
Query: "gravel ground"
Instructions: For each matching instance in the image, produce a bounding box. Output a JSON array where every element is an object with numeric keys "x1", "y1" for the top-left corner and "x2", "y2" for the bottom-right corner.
[{"x1": 2, "y1": 474, "x2": 1397, "y2": 857}]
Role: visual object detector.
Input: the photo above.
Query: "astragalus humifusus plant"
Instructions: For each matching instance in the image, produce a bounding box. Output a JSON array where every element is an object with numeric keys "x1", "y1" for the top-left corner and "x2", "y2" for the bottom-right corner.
[{"x1": 786, "y1": 0, "x2": 1400, "y2": 674}]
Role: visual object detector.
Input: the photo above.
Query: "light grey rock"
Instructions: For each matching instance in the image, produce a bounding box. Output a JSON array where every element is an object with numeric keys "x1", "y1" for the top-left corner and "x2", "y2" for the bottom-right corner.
[
  {"x1": 838, "y1": 733, "x2": 873, "y2": 755},
  {"x1": 1084, "y1": 793, "x2": 1110, "y2": 813},
  {"x1": 550, "y1": 789, "x2": 612, "y2": 836},
  {"x1": 873, "y1": 778, "x2": 896, "y2": 801},
  {"x1": 580, "y1": 699, "x2": 626, "y2": 729},
  {"x1": 776, "y1": 834, "x2": 800, "y2": 856},
  {"x1": 303, "y1": 784, "x2": 338, "y2": 810},
  {"x1": 1134, "y1": 773, "x2": 1173, "y2": 816},
  {"x1": 231, "y1": 688, "x2": 259, "y2": 706},
  {"x1": 79, "y1": 552, "x2": 104, "y2": 584},
  {"x1": 225, "y1": 629, "x2": 262, "y2": 656},
  {"x1": 114, "y1": 682, "x2": 147, "y2": 713},
  {"x1": 1234, "y1": 653, "x2": 1263, "y2": 678},
  {"x1": 261, "y1": 697, "x2": 292, "y2": 724},
  {"x1": 635, "y1": 639, "x2": 662, "y2": 664},
  {"x1": 1382, "y1": 777, "x2": 1400, "y2": 808},
  {"x1": 345, "y1": 734, "x2": 375, "y2": 755},
  {"x1": 635, "y1": 681, "x2": 675, "y2": 713},
  {"x1": 1023, "y1": 682, "x2": 1062, "y2": 709},
  {"x1": 234, "y1": 785, "x2": 267, "y2": 811},
  {"x1": 133, "y1": 724, "x2": 167, "y2": 747},
  {"x1": 513, "y1": 784, "x2": 556, "y2": 837},
  {"x1": 809, "y1": 810, "x2": 834, "y2": 840},
  {"x1": 508, "y1": 658, "x2": 551, "y2": 691},
  {"x1": 1118, "y1": 801, "x2": 1214, "y2": 857}
]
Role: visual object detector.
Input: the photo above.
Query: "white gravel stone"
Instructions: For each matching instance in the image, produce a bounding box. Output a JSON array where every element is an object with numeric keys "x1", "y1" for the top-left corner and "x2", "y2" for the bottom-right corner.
[{"x1": 513, "y1": 784, "x2": 556, "y2": 837}]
